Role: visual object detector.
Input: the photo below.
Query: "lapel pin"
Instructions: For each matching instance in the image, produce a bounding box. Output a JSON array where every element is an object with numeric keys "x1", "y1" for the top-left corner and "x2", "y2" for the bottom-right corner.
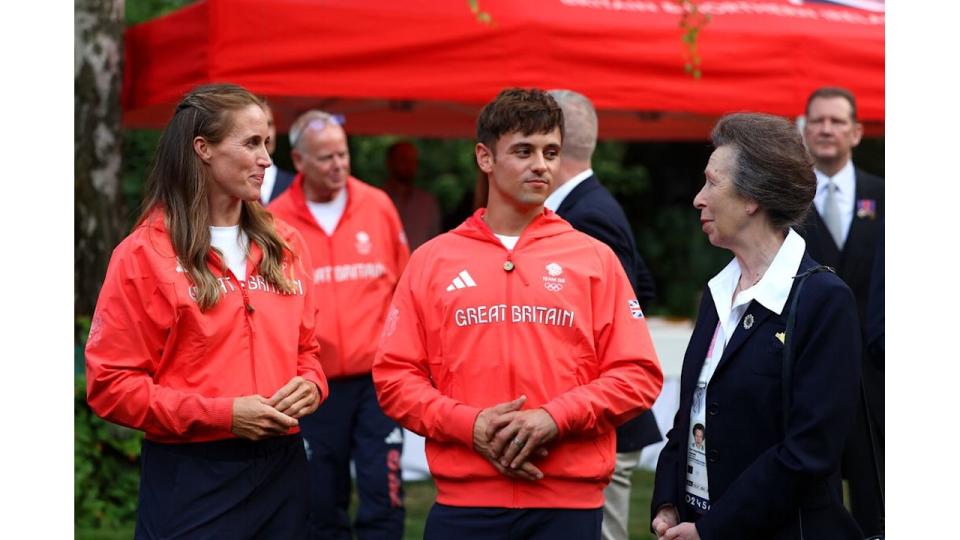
[
  {"x1": 856, "y1": 199, "x2": 877, "y2": 220},
  {"x1": 743, "y1": 314, "x2": 754, "y2": 330},
  {"x1": 775, "y1": 331, "x2": 785, "y2": 344}
]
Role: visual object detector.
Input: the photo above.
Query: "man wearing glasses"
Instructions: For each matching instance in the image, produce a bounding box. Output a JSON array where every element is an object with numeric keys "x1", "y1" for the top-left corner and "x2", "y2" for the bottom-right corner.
[{"x1": 269, "y1": 110, "x2": 410, "y2": 539}]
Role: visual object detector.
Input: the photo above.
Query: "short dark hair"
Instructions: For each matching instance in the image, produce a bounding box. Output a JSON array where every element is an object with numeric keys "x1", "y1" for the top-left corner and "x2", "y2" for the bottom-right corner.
[
  {"x1": 476, "y1": 88, "x2": 564, "y2": 151},
  {"x1": 693, "y1": 423, "x2": 705, "y2": 435},
  {"x1": 711, "y1": 113, "x2": 816, "y2": 232},
  {"x1": 805, "y1": 87, "x2": 858, "y2": 122}
]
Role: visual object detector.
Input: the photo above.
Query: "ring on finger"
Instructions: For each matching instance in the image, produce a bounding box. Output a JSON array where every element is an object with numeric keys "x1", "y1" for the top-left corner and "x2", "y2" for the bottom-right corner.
[{"x1": 513, "y1": 438, "x2": 525, "y2": 447}]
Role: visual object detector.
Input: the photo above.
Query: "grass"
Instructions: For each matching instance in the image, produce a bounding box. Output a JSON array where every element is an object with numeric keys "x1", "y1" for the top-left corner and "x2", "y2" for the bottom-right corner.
[{"x1": 77, "y1": 469, "x2": 658, "y2": 540}]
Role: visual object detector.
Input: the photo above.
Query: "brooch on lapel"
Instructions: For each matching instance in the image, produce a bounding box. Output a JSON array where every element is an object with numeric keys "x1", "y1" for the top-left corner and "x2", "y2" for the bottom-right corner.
[
  {"x1": 856, "y1": 199, "x2": 877, "y2": 219},
  {"x1": 775, "y1": 331, "x2": 785, "y2": 344},
  {"x1": 743, "y1": 314, "x2": 754, "y2": 330}
]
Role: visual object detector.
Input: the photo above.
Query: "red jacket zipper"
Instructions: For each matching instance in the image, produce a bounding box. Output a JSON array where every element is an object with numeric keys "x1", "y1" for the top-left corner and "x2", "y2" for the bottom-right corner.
[{"x1": 232, "y1": 271, "x2": 258, "y2": 388}]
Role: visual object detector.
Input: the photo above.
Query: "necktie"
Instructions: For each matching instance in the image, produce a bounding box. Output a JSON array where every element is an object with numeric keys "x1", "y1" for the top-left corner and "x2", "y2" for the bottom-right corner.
[{"x1": 822, "y1": 179, "x2": 845, "y2": 249}]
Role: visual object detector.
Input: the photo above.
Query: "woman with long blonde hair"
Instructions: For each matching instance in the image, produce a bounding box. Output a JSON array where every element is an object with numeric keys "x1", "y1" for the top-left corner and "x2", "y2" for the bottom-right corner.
[{"x1": 86, "y1": 83, "x2": 327, "y2": 539}]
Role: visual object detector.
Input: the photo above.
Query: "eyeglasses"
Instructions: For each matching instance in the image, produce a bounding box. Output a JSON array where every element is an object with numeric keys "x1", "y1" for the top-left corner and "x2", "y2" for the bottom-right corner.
[{"x1": 291, "y1": 114, "x2": 346, "y2": 147}]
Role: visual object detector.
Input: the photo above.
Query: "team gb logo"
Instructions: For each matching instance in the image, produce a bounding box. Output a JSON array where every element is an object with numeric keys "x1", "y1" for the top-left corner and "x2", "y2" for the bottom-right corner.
[
  {"x1": 543, "y1": 262, "x2": 565, "y2": 292},
  {"x1": 355, "y1": 231, "x2": 372, "y2": 255}
]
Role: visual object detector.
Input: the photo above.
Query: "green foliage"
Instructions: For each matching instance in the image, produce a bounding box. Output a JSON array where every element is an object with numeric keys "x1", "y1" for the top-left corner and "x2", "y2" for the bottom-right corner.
[
  {"x1": 676, "y1": 0, "x2": 711, "y2": 79},
  {"x1": 350, "y1": 136, "x2": 478, "y2": 214},
  {"x1": 75, "y1": 375, "x2": 143, "y2": 530},
  {"x1": 120, "y1": 129, "x2": 163, "y2": 229},
  {"x1": 593, "y1": 142, "x2": 652, "y2": 198},
  {"x1": 126, "y1": 0, "x2": 194, "y2": 26},
  {"x1": 467, "y1": 0, "x2": 495, "y2": 26},
  {"x1": 76, "y1": 313, "x2": 143, "y2": 530}
]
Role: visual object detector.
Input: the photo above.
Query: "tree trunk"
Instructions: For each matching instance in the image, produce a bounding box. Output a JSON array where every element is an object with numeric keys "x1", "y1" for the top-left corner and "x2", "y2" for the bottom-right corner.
[{"x1": 75, "y1": 0, "x2": 125, "y2": 316}]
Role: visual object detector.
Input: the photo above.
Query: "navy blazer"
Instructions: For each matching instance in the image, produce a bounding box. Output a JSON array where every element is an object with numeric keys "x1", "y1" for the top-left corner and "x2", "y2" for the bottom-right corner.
[
  {"x1": 800, "y1": 167, "x2": 883, "y2": 325},
  {"x1": 555, "y1": 175, "x2": 661, "y2": 452},
  {"x1": 556, "y1": 176, "x2": 657, "y2": 308},
  {"x1": 651, "y1": 254, "x2": 863, "y2": 539},
  {"x1": 800, "y1": 167, "x2": 884, "y2": 448}
]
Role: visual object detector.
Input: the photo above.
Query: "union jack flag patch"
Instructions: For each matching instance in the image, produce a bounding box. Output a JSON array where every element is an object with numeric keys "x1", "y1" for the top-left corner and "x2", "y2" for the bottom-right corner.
[
  {"x1": 628, "y1": 299, "x2": 644, "y2": 319},
  {"x1": 856, "y1": 199, "x2": 877, "y2": 219}
]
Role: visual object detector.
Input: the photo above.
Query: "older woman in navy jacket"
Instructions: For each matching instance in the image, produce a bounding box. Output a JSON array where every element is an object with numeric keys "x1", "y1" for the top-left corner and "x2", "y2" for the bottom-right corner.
[{"x1": 651, "y1": 113, "x2": 863, "y2": 540}]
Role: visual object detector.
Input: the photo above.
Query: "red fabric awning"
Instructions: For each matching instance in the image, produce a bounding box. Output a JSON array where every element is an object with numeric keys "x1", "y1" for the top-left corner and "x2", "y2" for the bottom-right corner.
[{"x1": 122, "y1": 0, "x2": 884, "y2": 140}]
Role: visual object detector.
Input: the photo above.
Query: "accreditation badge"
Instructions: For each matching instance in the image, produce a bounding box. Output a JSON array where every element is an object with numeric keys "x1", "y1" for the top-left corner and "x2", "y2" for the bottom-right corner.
[
  {"x1": 685, "y1": 385, "x2": 711, "y2": 515},
  {"x1": 685, "y1": 323, "x2": 723, "y2": 516}
]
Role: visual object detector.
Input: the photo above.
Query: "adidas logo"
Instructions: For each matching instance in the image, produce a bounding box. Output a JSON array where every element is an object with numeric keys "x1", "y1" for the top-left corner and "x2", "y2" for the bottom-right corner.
[
  {"x1": 446, "y1": 270, "x2": 477, "y2": 291},
  {"x1": 384, "y1": 427, "x2": 404, "y2": 445}
]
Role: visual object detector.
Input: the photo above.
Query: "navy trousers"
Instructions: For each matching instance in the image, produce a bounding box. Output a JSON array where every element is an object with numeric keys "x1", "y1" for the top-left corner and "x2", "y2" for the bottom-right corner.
[
  {"x1": 300, "y1": 375, "x2": 405, "y2": 539},
  {"x1": 135, "y1": 434, "x2": 308, "y2": 540},
  {"x1": 424, "y1": 504, "x2": 603, "y2": 540}
]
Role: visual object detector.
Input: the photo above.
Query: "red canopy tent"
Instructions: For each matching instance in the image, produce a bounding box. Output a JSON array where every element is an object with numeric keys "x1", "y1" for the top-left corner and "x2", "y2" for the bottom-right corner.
[{"x1": 122, "y1": 0, "x2": 884, "y2": 140}]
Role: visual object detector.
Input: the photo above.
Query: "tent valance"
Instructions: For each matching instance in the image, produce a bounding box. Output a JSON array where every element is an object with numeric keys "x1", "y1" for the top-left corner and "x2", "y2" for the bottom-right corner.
[{"x1": 122, "y1": 0, "x2": 883, "y2": 140}]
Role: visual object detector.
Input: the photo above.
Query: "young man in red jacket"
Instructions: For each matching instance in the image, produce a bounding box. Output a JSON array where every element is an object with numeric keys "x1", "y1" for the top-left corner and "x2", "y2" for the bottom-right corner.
[
  {"x1": 269, "y1": 110, "x2": 410, "y2": 539},
  {"x1": 372, "y1": 88, "x2": 663, "y2": 539}
]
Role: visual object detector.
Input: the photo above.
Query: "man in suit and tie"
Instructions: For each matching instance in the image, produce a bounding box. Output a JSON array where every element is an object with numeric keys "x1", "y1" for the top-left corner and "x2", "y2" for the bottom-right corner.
[
  {"x1": 800, "y1": 86, "x2": 884, "y2": 538},
  {"x1": 545, "y1": 89, "x2": 659, "y2": 540},
  {"x1": 259, "y1": 98, "x2": 296, "y2": 204}
]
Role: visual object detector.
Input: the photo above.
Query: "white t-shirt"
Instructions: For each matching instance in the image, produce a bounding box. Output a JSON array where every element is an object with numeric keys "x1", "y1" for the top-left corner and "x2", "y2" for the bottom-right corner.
[
  {"x1": 306, "y1": 188, "x2": 348, "y2": 235},
  {"x1": 210, "y1": 225, "x2": 249, "y2": 281},
  {"x1": 495, "y1": 234, "x2": 520, "y2": 251},
  {"x1": 684, "y1": 229, "x2": 806, "y2": 515}
]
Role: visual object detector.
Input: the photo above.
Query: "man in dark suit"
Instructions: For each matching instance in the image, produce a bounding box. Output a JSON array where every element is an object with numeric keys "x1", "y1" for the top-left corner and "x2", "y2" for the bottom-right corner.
[
  {"x1": 259, "y1": 98, "x2": 296, "y2": 204},
  {"x1": 800, "y1": 86, "x2": 884, "y2": 537},
  {"x1": 546, "y1": 89, "x2": 659, "y2": 540}
]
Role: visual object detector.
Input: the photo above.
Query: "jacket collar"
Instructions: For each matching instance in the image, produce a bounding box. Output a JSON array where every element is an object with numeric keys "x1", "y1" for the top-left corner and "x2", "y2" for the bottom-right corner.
[
  {"x1": 288, "y1": 174, "x2": 364, "y2": 228},
  {"x1": 141, "y1": 206, "x2": 264, "y2": 275},
  {"x1": 545, "y1": 168, "x2": 593, "y2": 211},
  {"x1": 452, "y1": 207, "x2": 573, "y2": 248},
  {"x1": 707, "y1": 228, "x2": 806, "y2": 319},
  {"x1": 705, "y1": 229, "x2": 806, "y2": 372}
]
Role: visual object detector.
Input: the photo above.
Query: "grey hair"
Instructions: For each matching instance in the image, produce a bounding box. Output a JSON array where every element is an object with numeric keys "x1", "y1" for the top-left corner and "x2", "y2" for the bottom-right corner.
[
  {"x1": 711, "y1": 113, "x2": 816, "y2": 232},
  {"x1": 289, "y1": 109, "x2": 342, "y2": 149},
  {"x1": 547, "y1": 89, "x2": 598, "y2": 162}
]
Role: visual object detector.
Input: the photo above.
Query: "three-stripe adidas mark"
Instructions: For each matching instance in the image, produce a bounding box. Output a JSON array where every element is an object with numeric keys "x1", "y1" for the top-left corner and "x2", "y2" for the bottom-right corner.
[{"x1": 446, "y1": 270, "x2": 477, "y2": 291}]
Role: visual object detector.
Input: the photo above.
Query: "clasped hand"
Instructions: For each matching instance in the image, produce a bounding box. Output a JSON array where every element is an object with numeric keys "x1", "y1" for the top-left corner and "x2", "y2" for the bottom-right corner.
[
  {"x1": 652, "y1": 506, "x2": 700, "y2": 540},
  {"x1": 472, "y1": 395, "x2": 558, "y2": 481},
  {"x1": 231, "y1": 376, "x2": 321, "y2": 440}
]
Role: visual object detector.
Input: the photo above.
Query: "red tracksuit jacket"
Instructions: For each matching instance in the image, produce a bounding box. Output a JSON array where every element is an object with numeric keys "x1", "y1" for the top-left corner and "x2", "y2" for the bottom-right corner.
[
  {"x1": 85, "y1": 210, "x2": 328, "y2": 443},
  {"x1": 269, "y1": 175, "x2": 409, "y2": 379},
  {"x1": 373, "y1": 209, "x2": 663, "y2": 508}
]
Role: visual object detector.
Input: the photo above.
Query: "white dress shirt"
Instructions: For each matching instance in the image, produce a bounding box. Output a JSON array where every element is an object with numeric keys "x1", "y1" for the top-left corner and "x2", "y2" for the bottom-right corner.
[
  {"x1": 260, "y1": 164, "x2": 279, "y2": 205},
  {"x1": 544, "y1": 168, "x2": 593, "y2": 211},
  {"x1": 813, "y1": 160, "x2": 855, "y2": 246}
]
